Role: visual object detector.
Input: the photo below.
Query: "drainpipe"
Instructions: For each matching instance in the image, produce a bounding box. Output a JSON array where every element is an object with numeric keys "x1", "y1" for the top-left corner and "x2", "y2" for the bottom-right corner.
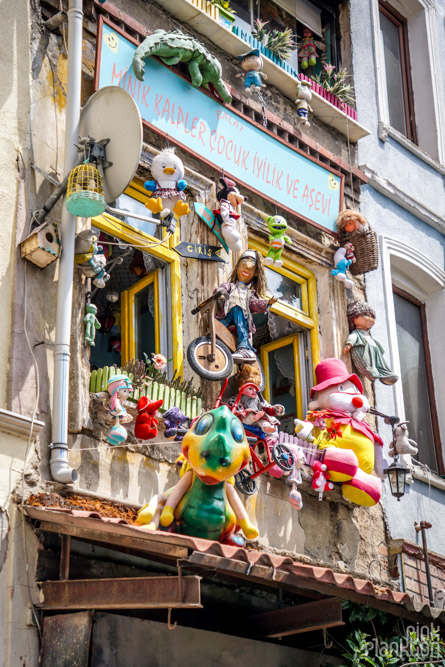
[
  {"x1": 49, "y1": 0, "x2": 83, "y2": 484},
  {"x1": 414, "y1": 521, "x2": 434, "y2": 606}
]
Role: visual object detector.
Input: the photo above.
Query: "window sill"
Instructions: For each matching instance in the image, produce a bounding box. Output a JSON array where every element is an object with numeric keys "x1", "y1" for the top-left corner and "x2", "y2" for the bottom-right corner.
[
  {"x1": 0, "y1": 408, "x2": 45, "y2": 441},
  {"x1": 411, "y1": 464, "x2": 445, "y2": 493},
  {"x1": 378, "y1": 123, "x2": 445, "y2": 176},
  {"x1": 153, "y1": 0, "x2": 370, "y2": 142}
]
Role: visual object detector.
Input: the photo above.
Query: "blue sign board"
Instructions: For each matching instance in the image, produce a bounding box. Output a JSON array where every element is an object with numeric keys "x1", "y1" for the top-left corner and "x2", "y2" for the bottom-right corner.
[{"x1": 97, "y1": 21, "x2": 342, "y2": 232}]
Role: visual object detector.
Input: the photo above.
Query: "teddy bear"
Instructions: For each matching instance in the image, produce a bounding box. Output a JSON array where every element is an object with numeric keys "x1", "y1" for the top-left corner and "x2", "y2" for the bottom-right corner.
[
  {"x1": 162, "y1": 407, "x2": 190, "y2": 440},
  {"x1": 295, "y1": 358, "x2": 388, "y2": 507},
  {"x1": 134, "y1": 397, "x2": 164, "y2": 440}
]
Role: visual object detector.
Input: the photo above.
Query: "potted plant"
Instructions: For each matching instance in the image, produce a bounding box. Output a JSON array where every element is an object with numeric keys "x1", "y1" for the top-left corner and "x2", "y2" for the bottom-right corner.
[
  {"x1": 252, "y1": 19, "x2": 297, "y2": 62},
  {"x1": 210, "y1": 0, "x2": 236, "y2": 29},
  {"x1": 311, "y1": 63, "x2": 356, "y2": 108}
]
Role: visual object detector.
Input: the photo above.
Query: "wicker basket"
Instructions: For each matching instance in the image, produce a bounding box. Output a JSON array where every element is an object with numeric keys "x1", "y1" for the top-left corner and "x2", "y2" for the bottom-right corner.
[{"x1": 347, "y1": 227, "x2": 379, "y2": 275}]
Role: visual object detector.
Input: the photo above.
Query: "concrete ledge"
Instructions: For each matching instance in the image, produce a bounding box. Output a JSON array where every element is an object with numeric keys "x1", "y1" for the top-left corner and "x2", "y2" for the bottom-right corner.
[{"x1": 0, "y1": 409, "x2": 45, "y2": 441}]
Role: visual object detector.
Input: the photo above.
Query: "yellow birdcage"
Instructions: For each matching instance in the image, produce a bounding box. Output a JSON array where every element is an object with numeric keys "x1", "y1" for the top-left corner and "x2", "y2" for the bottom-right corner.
[{"x1": 66, "y1": 163, "x2": 106, "y2": 217}]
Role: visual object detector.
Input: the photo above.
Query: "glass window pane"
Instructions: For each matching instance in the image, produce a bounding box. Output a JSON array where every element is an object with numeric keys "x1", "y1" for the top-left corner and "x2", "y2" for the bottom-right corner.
[
  {"x1": 116, "y1": 193, "x2": 161, "y2": 238},
  {"x1": 135, "y1": 282, "x2": 156, "y2": 361},
  {"x1": 380, "y1": 11, "x2": 407, "y2": 135},
  {"x1": 267, "y1": 342, "x2": 297, "y2": 433},
  {"x1": 393, "y1": 292, "x2": 437, "y2": 471},
  {"x1": 265, "y1": 267, "x2": 302, "y2": 310}
]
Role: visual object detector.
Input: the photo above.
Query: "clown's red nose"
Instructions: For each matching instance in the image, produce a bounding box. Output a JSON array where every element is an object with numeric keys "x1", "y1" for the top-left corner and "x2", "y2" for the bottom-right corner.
[{"x1": 352, "y1": 396, "x2": 364, "y2": 408}]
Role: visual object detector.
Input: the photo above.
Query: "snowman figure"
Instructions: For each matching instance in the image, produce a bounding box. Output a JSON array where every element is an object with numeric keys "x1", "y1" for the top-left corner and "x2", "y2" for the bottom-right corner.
[{"x1": 144, "y1": 148, "x2": 191, "y2": 220}]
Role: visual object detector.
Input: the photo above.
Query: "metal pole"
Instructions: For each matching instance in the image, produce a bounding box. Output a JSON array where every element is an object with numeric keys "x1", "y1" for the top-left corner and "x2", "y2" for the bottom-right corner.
[
  {"x1": 414, "y1": 521, "x2": 434, "y2": 606},
  {"x1": 50, "y1": 0, "x2": 83, "y2": 484}
]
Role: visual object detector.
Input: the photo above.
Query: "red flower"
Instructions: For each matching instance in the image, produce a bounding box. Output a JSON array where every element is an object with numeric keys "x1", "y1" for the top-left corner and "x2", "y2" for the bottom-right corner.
[{"x1": 326, "y1": 420, "x2": 343, "y2": 441}]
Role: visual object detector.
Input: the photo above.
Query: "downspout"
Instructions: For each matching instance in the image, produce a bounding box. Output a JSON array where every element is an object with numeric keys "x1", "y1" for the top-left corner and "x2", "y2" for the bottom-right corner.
[{"x1": 49, "y1": 0, "x2": 83, "y2": 483}]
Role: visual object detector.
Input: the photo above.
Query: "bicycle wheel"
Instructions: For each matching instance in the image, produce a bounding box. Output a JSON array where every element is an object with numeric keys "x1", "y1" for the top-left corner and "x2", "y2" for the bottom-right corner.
[
  {"x1": 272, "y1": 444, "x2": 295, "y2": 472},
  {"x1": 187, "y1": 336, "x2": 234, "y2": 381},
  {"x1": 235, "y1": 469, "x2": 257, "y2": 496}
]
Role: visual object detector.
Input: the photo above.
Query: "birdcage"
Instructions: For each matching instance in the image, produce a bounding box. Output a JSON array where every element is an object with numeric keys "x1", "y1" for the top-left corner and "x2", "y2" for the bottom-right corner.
[{"x1": 66, "y1": 164, "x2": 106, "y2": 217}]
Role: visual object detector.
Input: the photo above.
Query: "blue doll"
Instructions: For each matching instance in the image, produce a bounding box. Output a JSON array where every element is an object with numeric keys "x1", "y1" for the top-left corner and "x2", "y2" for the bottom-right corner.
[
  {"x1": 237, "y1": 49, "x2": 267, "y2": 94},
  {"x1": 332, "y1": 247, "x2": 354, "y2": 289}
]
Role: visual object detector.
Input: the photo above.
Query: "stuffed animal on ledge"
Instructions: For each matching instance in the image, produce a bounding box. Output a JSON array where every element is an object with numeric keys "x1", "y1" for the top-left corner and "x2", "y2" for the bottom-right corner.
[
  {"x1": 237, "y1": 49, "x2": 267, "y2": 94},
  {"x1": 213, "y1": 177, "x2": 245, "y2": 252},
  {"x1": 144, "y1": 148, "x2": 191, "y2": 220},
  {"x1": 134, "y1": 397, "x2": 164, "y2": 440},
  {"x1": 295, "y1": 358, "x2": 389, "y2": 507},
  {"x1": 106, "y1": 375, "x2": 133, "y2": 445},
  {"x1": 298, "y1": 27, "x2": 326, "y2": 70},
  {"x1": 295, "y1": 80, "x2": 313, "y2": 128},
  {"x1": 345, "y1": 301, "x2": 398, "y2": 385},
  {"x1": 215, "y1": 249, "x2": 277, "y2": 362},
  {"x1": 84, "y1": 303, "x2": 100, "y2": 346},
  {"x1": 332, "y1": 247, "x2": 354, "y2": 289},
  {"x1": 389, "y1": 422, "x2": 418, "y2": 457},
  {"x1": 162, "y1": 407, "x2": 190, "y2": 440},
  {"x1": 136, "y1": 405, "x2": 259, "y2": 545},
  {"x1": 74, "y1": 230, "x2": 110, "y2": 288},
  {"x1": 265, "y1": 215, "x2": 292, "y2": 268}
]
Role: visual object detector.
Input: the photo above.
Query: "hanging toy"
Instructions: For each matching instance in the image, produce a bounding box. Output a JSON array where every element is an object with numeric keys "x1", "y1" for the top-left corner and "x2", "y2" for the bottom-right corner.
[
  {"x1": 343, "y1": 241, "x2": 356, "y2": 264},
  {"x1": 134, "y1": 397, "x2": 164, "y2": 440},
  {"x1": 295, "y1": 80, "x2": 313, "y2": 128},
  {"x1": 144, "y1": 148, "x2": 191, "y2": 220},
  {"x1": 84, "y1": 303, "x2": 100, "y2": 346},
  {"x1": 389, "y1": 422, "x2": 418, "y2": 457},
  {"x1": 236, "y1": 49, "x2": 267, "y2": 94},
  {"x1": 213, "y1": 177, "x2": 245, "y2": 253},
  {"x1": 298, "y1": 28, "x2": 326, "y2": 70},
  {"x1": 265, "y1": 215, "x2": 292, "y2": 268},
  {"x1": 163, "y1": 407, "x2": 190, "y2": 440},
  {"x1": 106, "y1": 375, "x2": 133, "y2": 445},
  {"x1": 332, "y1": 247, "x2": 353, "y2": 289},
  {"x1": 74, "y1": 230, "x2": 110, "y2": 289},
  {"x1": 311, "y1": 460, "x2": 334, "y2": 500}
]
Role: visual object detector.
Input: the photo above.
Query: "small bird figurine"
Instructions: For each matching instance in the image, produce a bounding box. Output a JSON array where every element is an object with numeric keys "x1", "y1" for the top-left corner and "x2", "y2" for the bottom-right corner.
[
  {"x1": 134, "y1": 397, "x2": 164, "y2": 440},
  {"x1": 144, "y1": 148, "x2": 190, "y2": 219}
]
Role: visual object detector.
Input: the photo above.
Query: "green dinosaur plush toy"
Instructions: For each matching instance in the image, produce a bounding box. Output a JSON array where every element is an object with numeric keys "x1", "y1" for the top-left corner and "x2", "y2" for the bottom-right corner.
[{"x1": 265, "y1": 215, "x2": 292, "y2": 268}]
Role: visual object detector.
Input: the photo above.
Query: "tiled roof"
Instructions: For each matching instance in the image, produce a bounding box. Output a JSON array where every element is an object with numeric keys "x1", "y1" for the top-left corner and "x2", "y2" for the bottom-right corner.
[{"x1": 25, "y1": 504, "x2": 445, "y2": 621}]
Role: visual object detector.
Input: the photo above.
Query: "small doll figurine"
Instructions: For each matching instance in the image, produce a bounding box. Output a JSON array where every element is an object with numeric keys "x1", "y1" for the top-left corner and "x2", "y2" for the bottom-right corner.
[
  {"x1": 134, "y1": 397, "x2": 164, "y2": 440},
  {"x1": 84, "y1": 303, "x2": 100, "y2": 346},
  {"x1": 295, "y1": 80, "x2": 313, "y2": 128},
  {"x1": 237, "y1": 49, "x2": 267, "y2": 94},
  {"x1": 311, "y1": 461, "x2": 334, "y2": 501},
  {"x1": 345, "y1": 301, "x2": 398, "y2": 385},
  {"x1": 215, "y1": 249, "x2": 277, "y2": 361},
  {"x1": 213, "y1": 177, "x2": 245, "y2": 253},
  {"x1": 265, "y1": 215, "x2": 292, "y2": 268},
  {"x1": 106, "y1": 375, "x2": 133, "y2": 445},
  {"x1": 74, "y1": 230, "x2": 110, "y2": 289},
  {"x1": 332, "y1": 247, "x2": 354, "y2": 289},
  {"x1": 228, "y1": 365, "x2": 284, "y2": 441},
  {"x1": 144, "y1": 148, "x2": 190, "y2": 220},
  {"x1": 298, "y1": 27, "x2": 326, "y2": 70},
  {"x1": 336, "y1": 209, "x2": 367, "y2": 240}
]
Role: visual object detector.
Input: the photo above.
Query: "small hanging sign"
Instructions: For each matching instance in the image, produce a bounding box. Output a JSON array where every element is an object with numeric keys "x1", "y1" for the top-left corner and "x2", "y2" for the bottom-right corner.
[{"x1": 174, "y1": 241, "x2": 226, "y2": 263}]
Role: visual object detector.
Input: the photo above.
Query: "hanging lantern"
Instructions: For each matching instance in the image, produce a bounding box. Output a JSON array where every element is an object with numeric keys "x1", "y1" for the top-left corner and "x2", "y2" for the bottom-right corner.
[
  {"x1": 384, "y1": 459, "x2": 408, "y2": 501},
  {"x1": 66, "y1": 164, "x2": 106, "y2": 217}
]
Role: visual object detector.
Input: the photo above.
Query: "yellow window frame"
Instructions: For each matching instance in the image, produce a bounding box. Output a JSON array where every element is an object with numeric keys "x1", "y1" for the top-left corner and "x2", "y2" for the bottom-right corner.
[
  {"x1": 121, "y1": 270, "x2": 160, "y2": 364},
  {"x1": 260, "y1": 333, "x2": 304, "y2": 420},
  {"x1": 249, "y1": 237, "x2": 320, "y2": 382},
  {"x1": 91, "y1": 184, "x2": 183, "y2": 376}
]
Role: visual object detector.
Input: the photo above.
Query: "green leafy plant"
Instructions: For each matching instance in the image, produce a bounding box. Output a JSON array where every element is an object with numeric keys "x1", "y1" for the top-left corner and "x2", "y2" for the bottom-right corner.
[
  {"x1": 312, "y1": 63, "x2": 356, "y2": 107},
  {"x1": 209, "y1": 0, "x2": 236, "y2": 14},
  {"x1": 252, "y1": 19, "x2": 297, "y2": 62}
]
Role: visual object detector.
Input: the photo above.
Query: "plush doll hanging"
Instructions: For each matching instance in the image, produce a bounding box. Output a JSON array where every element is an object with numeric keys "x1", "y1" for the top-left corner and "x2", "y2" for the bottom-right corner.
[
  {"x1": 295, "y1": 80, "x2": 313, "y2": 128},
  {"x1": 294, "y1": 358, "x2": 389, "y2": 507},
  {"x1": 106, "y1": 375, "x2": 133, "y2": 445},
  {"x1": 74, "y1": 230, "x2": 110, "y2": 289},
  {"x1": 213, "y1": 177, "x2": 245, "y2": 252},
  {"x1": 134, "y1": 397, "x2": 164, "y2": 440},
  {"x1": 345, "y1": 301, "x2": 398, "y2": 385},
  {"x1": 332, "y1": 247, "x2": 354, "y2": 289},
  {"x1": 215, "y1": 249, "x2": 277, "y2": 362},
  {"x1": 298, "y1": 27, "x2": 326, "y2": 70},
  {"x1": 144, "y1": 148, "x2": 190, "y2": 220},
  {"x1": 237, "y1": 49, "x2": 267, "y2": 94},
  {"x1": 84, "y1": 303, "x2": 100, "y2": 346},
  {"x1": 265, "y1": 215, "x2": 292, "y2": 268}
]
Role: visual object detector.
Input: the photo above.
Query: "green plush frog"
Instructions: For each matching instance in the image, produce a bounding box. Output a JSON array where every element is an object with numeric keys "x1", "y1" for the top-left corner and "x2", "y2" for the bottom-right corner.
[{"x1": 265, "y1": 215, "x2": 292, "y2": 268}]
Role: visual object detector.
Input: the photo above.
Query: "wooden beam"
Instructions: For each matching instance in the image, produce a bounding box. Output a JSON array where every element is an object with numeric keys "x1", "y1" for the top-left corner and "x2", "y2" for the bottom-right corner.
[
  {"x1": 249, "y1": 598, "x2": 344, "y2": 638},
  {"x1": 36, "y1": 576, "x2": 202, "y2": 611}
]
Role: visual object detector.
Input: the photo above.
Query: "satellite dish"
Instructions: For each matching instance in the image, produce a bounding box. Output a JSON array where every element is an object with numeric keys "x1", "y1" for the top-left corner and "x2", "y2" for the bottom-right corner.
[{"x1": 79, "y1": 86, "x2": 142, "y2": 203}]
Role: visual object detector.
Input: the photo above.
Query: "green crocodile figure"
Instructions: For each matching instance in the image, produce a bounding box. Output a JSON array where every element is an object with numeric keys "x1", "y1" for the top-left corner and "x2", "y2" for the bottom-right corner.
[
  {"x1": 132, "y1": 29, "x2": 232, "y2": 104},
  {"x1": 137, "y1": 405, "x2": 258, "y2": 545},
  {"x1": 265, "y1": 215, "x2": 292, "y2": 268}
]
